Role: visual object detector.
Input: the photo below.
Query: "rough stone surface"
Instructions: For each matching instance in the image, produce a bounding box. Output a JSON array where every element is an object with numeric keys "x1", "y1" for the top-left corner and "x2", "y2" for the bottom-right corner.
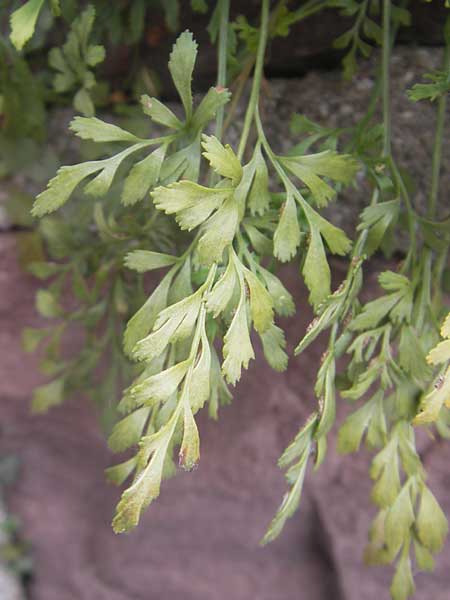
[{"x1": 1, "y1": 235, "x2": 450, "y2": 600}]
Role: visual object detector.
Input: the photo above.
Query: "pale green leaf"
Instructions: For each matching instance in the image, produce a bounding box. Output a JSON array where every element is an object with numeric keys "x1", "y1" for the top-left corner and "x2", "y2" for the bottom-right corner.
[
  {"x1": 70, "y1": 116, "x2": 141, "y2": 143},
  {"x1": 370, "y1": 442, "x2": 401, "y2": 508},
  {"x1": 112, "y1": 415, "x2": 178, "y2": 532},
  {"x1": 168, "y1": 256, "x2": 193, "y2": 304},
  {"x1": 399, "y1": 326, "x2": 431, "y2": 384},
  {"x1": 33, "y1": 162, "x2": 102, "y2": 216},
  {"x1": 372, "y1": 461, "x2": 401, "y2": 508},
  {"x1": 36, "y1": 289, "x2": 61, "y2": 318},
  {"x1": 129, "y1": 360, "x2": 191, "y2": 407},
  {"x1": 179, "y1": 400, "x2": 200, "y2": 470},
  {"x1": 191, "y1": 86, "x2": 231, "y2": 131},
  {"x1": 261, "y1": 451, "x2": 309, "y2": 544},
  {"x1": 73, "y1": 88, "x2": 95, "y2": 117},
  {"x1": 233, "y1": 157, "x2": 257, "y2": 212},
  {"x1": 222, "y1": 296, "x2": 255, "y2": 385},
  {"x1": 85, "y1": 44, "x2": 105, "y2": 67},
  {"x1": 201, "y1": 135, "x2": 242, "y2": 182},
  {"x1": 273, "y1": 194, "x2": 301, "y2": 262},
  {"x1": 105, "y1": 457, "x2": 137, "y2": 486},
  {"x1": 260, "y1": 324, "x2": 288, "y2": 372},
  {"x1": 83, "y1": 143, "x2": 150, "y2": 197},
  {"x1": 441, "y1": 312, "x2": 450, "y2": 339},
  {"x1": 364, "y1": 509, "x2": 391, "y2": 565},
  {"x1": 341, "y1": 366, "x2": 379, "y2": 401},
  {"x1": 33, "y1": 143, "x2": 149, "y2": 216},
  {"x1": 152, "y1": 181, "x2": 230, "y2": 230},
  {"x1": 413, "y1": 367, "x2": 450, "y2": 425},
  {"x1": 416, "y1": 486, "x2": 448, "y2": 553},
  {"x1": 379, "y1": 271, "x2": 411, "y2": 292},
  {"x1": 427, "y1": 339, "x2": 450, "y2": 365},
  {"x1": 248, "y1": 145, "x2": 271, "y2": 215},
  {"x1": 337, "y1": 399, "x2": 376, "y2": 454},
  {"x1": 243, "y1": 224, "x2": 272, "y2": 256},
  {"x1": 10, "y1": 0, "x2": 45, "y2": 51},
  {"x1": 124, "y1": 250, "x2": 178, "y2": 273},
  {"x1": 48, "y1": 46, "x2": 67, "y2": 72},
  {"x1": 384, "y1": 485, "x2": 415, "y2": 553},
  {"x1": 141, "y1": 95, "x2": 182, "y2": 130},
  {"x1": 197, "y1": 197, "x2": 239, "y2": 265},
  {"x1": 358, "y1": 199, "x2": 400, "y2": 256},
  {"x1": 258, "y1": 267, "x2": 295, "y2": 317},
  {"x1": 153, "y1": 286, "x2": 203, "y2": 332},
  {"x1": 315, "y1": 359, "x2": 336, "y2": 438},
  {"x1": 302, "y1": 202, "x2": 351, "y2": 255},
  {"x1": 189, "y1": 325, "x2": 212, "y2": 413},
  {"x1": 414, "y1": 540, "x2": 435, "y2": 572},
  {"x1": 295, "y1": 150, "x2": 358, "y2": 183},
  {"x1": 28, "y1": 261, "x2": 60, "y2": 280},
  {"x1": 121, "y1": 145, "x2": 167, "y2": 205},
  {"x1": 284, "y1": 161, "x2": 336, "y2": 206},
  {"x1": 133, "y1": 288, "x2": 203, "y2": 361},
  {"x1": 118, "y1": 355, "x2": 167, "y2": 414},
  {"x1": 281, "y1": 150, "x2": 358, "y2": 206},
  {"x1": 206, "y1": 257, "x2": 237, "y2": 317},
  {"x1": 108, "y1": 407, "x2": 151, "y2": 452},
  {"x1": 22, "y1": 327, "x2": 49, "y2": 353},
  {"x1": 390, "y1": 550, "x2": 415, "y2": 600},
  {"x1": 209, "y1": 346, "x2": 233, "y2": 419},
  {"x1": 31, "y1": 378, "x2": 65, "y2": 413},
  {"x1": 159, "y1": 138, "x2": 201, "y2": 184},
  {"x1": 365, "y1": 395, "x2": 387, "y2": 449},
  {"x1": 279, "y1": 414, "x2": 318, "y2": 468},
  {"x1": 349, "y1": 293, "x2": 402, "y2": 331},
  {"x1": 168, "y1": 30, "x2": 197, "y2": 119},
  {"x1": 302, "y1": 227, "x2": 330, "y2": 308},
  {"x1": 123, "y1": 271, "x2": 174, "y2": 356},
  {"x1": 244, "y1": 269, "x2": 274, "y2": 333}
]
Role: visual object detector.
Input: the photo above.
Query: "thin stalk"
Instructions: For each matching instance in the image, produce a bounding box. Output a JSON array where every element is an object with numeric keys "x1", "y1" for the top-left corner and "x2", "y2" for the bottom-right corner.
[
  {"x1": 223, "y1": 56, "x2": 254, "y2": 135},
  {"x1": 237, "y1": 0, "x2": 270, "y2": 161},
  {"x1": 214, "y1": 0, "x2": 230, "y2": 142},
  {"x1": 389, "y1": 158, "x2": 416, "y2": 272},
  {"x1": 224, "y1": 0, "x2": 326, "y2": 138},
  {"x1": 352, "y1": 0, "x2": 405, "y2": 150},
  {"x1": 428, "y1": 44, "x2": 450, "y2": 218},
  {"x1": 432, "y1": 246, "x2": 449, "y2": 314},
  {"x1": 382, "y1": 0, "x2": 391, "y2": 157},
  {"x1": 380, "y1": 0, "x2": 417, "y2": 267},
  {"x1": 417, "y1": 42, "x2": 450, "y2": 330}
]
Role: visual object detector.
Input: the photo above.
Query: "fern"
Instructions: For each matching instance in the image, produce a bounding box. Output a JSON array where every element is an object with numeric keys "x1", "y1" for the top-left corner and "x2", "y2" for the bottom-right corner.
[{"x1": 3, "y1": 1, "x2": 450, "y2": 599}]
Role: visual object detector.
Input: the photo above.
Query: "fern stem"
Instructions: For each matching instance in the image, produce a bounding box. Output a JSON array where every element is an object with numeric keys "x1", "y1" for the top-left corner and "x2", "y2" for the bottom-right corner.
[
  {"x1": 428, "y1": 43, "x2": 450, "y2": 218},
  {"x1": 417, "y1": 41, "x2": 450, "y2": 329},
  {"x1": 214, "y1": 0, "x2": 230, "y2": 142},
  {"x1": 223, "y1": 56, "x2": 254, "y2": 135},
  {"x1": 382, "y1": 0, "x2": 391, "y2": 157},
  {"x1": 224, "y1": 0, "x2": 326, "y2": 137},
  {"x1": 237, "y1": 0, "x2": 270, "y2": 161},
  {"x1": 381, "y1": 0, "x2": 418, "y2": 270}
]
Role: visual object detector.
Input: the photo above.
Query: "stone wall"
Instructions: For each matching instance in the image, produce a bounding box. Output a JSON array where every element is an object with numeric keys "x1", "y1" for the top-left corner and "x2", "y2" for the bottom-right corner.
[{"x1": 1, "y1": 234, "x2": 450, "y2": 600}]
